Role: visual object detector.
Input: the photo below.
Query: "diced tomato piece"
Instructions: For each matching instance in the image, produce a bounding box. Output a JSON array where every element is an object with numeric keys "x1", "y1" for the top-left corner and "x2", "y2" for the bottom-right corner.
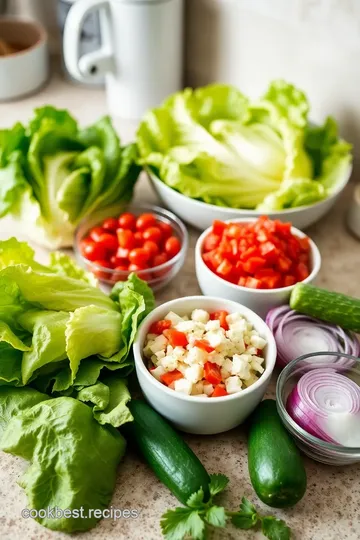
[
  {"x1": 298, "y1": 236, "x2": 310, "y2": 252},
  {"x1": 283, "y1": 275, "x2": 296, "y2": 287},
  {"x1": 295, "y1": 262, "x2": 310, "y2": 282},
  {"x1": 210, "y1": 310, "x2": 229, "y2": 330},
  {"x1": 276, "y1": 255, "x2": 292, "y2": 273},
  {"x1": 243, "y1": 256, "x2": 266, "y2": 274},
  {"x1": 241, "y1": 246, "x2": 259, "y2": 261},
  {"x1": 204, "y1": 362, "x2": 222, "y2": 385},
  {"x1": 225, "y1": 224, "x2": 242, "y2": 239},
  {"x1": 216, "y1": 259, "x2": 233, "y2": 277},
  {"x1": 149, "y1": 319, "x2": 172, "y2": 335},
  {"x1": 238, "y1": 276, "x2": 247, "y2": 287},
  {"x1": 256, "y1": 230, "x2": 269, "y2": 243},
  {"x1": 212, "y1": 220, "x2": 227, "y2": 236},
  {"x1": 204, "y1": 233, "x2": 221, "y2": 252},
  {"x1": 235, "y1": 260, "x2": 245, "y2": 275},
  {"x1": 193, "y1": 339, "x2": 215, "y2": 353},
  {"x1": 299, "y1": 253, "x2": 309, "y2": 264},
  {"x1": 275, "y1": 220, "x2": 292, "y2": 236},
  {"x1": 212, "y1": 384, "x2": 228, "y2": 397},
  {"x1": 160, "y1": 370, "x2": 183, "y2": 386},
  {"x1": 245, "y1": 277, "x2": 262, "y2": 289},
  {"x1": 260, "y1": 274, "x2": 282, "y2": 289},
  {"x1": 259, "y1": 241, "x2": 278, "y2": 260},
  {"x1": 163, "y1": 329, "x2": 188, "y2": 347}
]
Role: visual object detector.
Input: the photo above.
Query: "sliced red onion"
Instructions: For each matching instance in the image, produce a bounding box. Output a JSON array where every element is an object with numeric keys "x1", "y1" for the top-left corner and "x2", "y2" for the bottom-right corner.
[
  {"x1": 266, "y1": 306, "x2": 360, "y2": 368},
  {"x1": 287, "y1": 368, "x2": 360, "y2": 446}
]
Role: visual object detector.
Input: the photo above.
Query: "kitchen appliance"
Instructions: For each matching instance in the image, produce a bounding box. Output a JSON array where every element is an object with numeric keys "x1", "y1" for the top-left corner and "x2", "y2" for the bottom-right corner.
[
  {"x1": 63, "y1": 0, "x2": 183, "y2": 119},
  {"x1": 57, "y1": 0, "x2": 104, "y2": 85}
]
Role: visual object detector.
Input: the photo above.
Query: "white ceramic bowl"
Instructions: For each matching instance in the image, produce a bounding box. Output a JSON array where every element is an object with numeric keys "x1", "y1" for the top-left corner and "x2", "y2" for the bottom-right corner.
[
  {"x1": 133, "y1": 296, "x2": 277, "y2": 435},
  {"x1": 148, "y1": 165, "x2": 352, "y2": 231},
  {"x1": 195, "y1": 218, "x2": 321, "y2": 320}
]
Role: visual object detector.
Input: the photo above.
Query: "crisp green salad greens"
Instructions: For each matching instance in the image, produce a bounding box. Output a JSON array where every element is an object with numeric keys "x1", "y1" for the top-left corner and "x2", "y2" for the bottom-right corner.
[
  {"x1": 161, "y1": 474, "x2": 291, "y2": 540},
  {"x1": 0, "y1": 106, "x2": 141, "y2": 248},
  {"x1": 0, "y1": 238, "x2": 155, "y2": 532},
  {"x1": 137, "y1": 81, "x2": 352, "y2": 211}
]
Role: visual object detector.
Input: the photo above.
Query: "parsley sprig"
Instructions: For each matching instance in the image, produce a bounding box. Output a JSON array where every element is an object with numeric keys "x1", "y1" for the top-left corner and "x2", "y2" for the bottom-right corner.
[{"x1": 160, "y1": 474, "x2": 291, "y2": 540}]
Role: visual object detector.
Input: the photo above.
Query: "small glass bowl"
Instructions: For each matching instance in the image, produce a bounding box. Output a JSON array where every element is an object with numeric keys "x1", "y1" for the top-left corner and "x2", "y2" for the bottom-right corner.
[
  {"x1": 276, "y1": 351, "x2": 360, "y2": 466},
  {"x1": 74, "y1": 203, "x2": 188, "y2": 291}
]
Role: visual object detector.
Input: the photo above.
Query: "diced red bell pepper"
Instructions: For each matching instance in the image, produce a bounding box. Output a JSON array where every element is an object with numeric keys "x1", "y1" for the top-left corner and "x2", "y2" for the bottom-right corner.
[
  {"x1": 260, "y1": 274, "x2": 281, "y2": 289},
  {"x1": 163, "y1": 329, "x2": 188, "y2": 347},
  {"x1": 259, "y1": 241, "x2": 278, "y2": 260},
  {"x1": 212, "y1": 384, "x2": 228, "y2": 397},
  {"x1": 193, "y1": 339, "x2": 215, "y2": 353},
  {"x1": 210, "y1": 310, "x2": 229, "y2": 330},
  {"x1": 212, "y1": 220, "x2": 227, "y2": 236},
  {"x1": 283, "y1": 275, "x2": 296, "y2": 287},
  {"x1": 149, "y1": 319, "x2": 172, "y2": 335},
  {"x1": 276, "y1": 255, "x2": 292, "y2": 273},
  {"x1": 160, "y1": 370, "x2": 183, "y2": 386},
  {"x1": 238, "y1": 276, "x2": 247, "y2": 287},
  {"x1": 245, "y1": 277, "x2": 262, "y2": 289},
  {"x1": 204, "y1": 233, "x2": 221, "y2": 252},
  {"x1": 295, "y1": 262, "x2": 310, "y2": 282},
  {"x1": 204, "y1": 362, "x2": 222, "y2": 385},
  {"x1": 216, "y1": 259, "x2": 233, "y2": 277},
  {"x1": 241, "y1": 246, "x2": 259, "y2": 261},
  {"x1": 243, "y1": 256, "x2": 267, "y2": 274}
]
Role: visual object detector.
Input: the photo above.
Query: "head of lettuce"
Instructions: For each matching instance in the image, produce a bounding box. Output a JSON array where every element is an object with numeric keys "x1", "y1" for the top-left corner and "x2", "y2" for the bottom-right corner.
[
  {"x1": 137, "y1": 80, "x2": 352, "y2": 211},
  {"x1": 0, "y1": 106, "x2": 141, "y2": 248}
]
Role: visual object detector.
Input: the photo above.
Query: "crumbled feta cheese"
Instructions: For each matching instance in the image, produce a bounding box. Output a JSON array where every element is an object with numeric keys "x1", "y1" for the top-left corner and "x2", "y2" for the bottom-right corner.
[
  {"x1": 161, "y1": 356, "x2": 178, "y2": 372},
  {"x1": 191, "y1": 309, "x2": 210, "y2": 323},
  {"x1": 176, "y1": 320, "x2": 196, "y2": 332},
  {"x1": 177, "y1": 362, "x2": 188, "y2": 375},
  {"x1": 222, "y1": 358, "x2": 234, "y2": 373},
  {"x1": 150, "y1": 334, "x2": 168, "y2": 353},
  {"x1": 250, "y1": 335, "x2": 267, "y2": 349},
  {"x1": 165, "y1": 311, "x2": 183, "y2": 325},
  {"x1": 220, "y1": 367, "x2": 231, "y2": 380},
  {"x1": 172, "y1": 346, "x2": 186, "y2": 360},
  {"x1": 203, "y1": 383, "x2": 214, "y2": 396},
  {"x1": 150, "y1": 366, "x2": 165, "y2": 381},
  {"x1": 225, "y1": 330, "x2": 245, "y2": 352},
  {"x1": 226, "y1": 312, "x2": 244, "y2": 325},
  {"x1": 225, "y1": 376, "x2": 243, "y2": 394},
  {"x1": 231, "y1": 355, "x2": 251, "y2": 380},
  {"x1": 192, "y1": 381, "x2": 204, "y2": 395},
  {"x1": 205, "y1": 330, "x2": 224, "y2": 348},
  {"x1": 251, "y1": 359, "x2": 264, "y2": 374},
  {"x1": 174, "y1": 378, "x2": 193, "y2": 395},
  {"x1": 210, "y1": 353, "x2": 225, "y2": 367},
  {"x1": 185, "y1": 364, "x2": 204, "y2": 383},
  {"x1": 184, "y1": 347, "x2": 208, "y2": 365},
  {"x1": 205, "y1": 319, "x2": 221, "y2": 331}
]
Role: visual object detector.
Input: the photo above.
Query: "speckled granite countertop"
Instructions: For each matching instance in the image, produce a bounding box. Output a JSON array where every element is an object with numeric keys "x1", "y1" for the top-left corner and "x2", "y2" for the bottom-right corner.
[{"x1": 1, "y1": 66, "x2": 360, "y2": 540}]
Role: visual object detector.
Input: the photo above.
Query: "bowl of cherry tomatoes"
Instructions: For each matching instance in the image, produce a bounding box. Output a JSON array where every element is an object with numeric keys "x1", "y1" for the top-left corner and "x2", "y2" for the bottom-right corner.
[{"x1": 75, "y1": 204, "x2": 188, "y2": 290}]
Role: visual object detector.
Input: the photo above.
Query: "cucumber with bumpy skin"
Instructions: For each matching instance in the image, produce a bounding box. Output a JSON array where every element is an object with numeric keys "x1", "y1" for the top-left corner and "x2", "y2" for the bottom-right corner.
[{"x1": 290, "y1": 283, "x2": 360, "y2": 332}]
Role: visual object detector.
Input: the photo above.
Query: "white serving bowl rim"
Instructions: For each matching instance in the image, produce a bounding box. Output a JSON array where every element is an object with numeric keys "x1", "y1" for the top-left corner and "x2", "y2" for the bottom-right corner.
[
  {"x1": 195, "y1": 218, "x2": 321, "y2": 294},
  {"x1": 133, "y1": 296, "x2": 277, "y2": 403}
]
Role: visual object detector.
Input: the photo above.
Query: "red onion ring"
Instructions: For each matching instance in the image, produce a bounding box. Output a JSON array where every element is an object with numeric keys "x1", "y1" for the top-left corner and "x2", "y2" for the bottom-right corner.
[
  {"x1": 286, "y1": 368, "x2": 360, "y2": 446},
  {"x1": 266, "y1": 306, "x2": 360, "y2": 368}
]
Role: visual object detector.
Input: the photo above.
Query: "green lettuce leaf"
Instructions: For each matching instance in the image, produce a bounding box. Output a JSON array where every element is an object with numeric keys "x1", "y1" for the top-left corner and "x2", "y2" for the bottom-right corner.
[
  {"x1": 0, "y1": 107, "x2": 140, "y2": 248},
  {"x1": 0, "y1": 392, "x2": 126, "y2": 532},
  {"x1": 0, "y1": 386, "x2": 49, "y2": 436},
  {"x1": 0, "y1": 344, "x2": 23, "y2": 387},
  {"x1": 138, "y1": 81, "x2": 352, "y2": 211},
  {"x1": 48, "y1": 251, "x2": 97, "y2": 285}
]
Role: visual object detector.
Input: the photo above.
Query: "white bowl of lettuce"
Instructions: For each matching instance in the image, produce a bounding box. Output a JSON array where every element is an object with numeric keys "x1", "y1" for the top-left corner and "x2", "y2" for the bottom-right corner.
[{"x1": 138, "y1": 81, "x2": 353, "y2": 230}]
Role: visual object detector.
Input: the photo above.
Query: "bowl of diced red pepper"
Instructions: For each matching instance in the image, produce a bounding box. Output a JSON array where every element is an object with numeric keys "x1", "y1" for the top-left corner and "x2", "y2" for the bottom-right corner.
[
  {"x1": 74, "y1": 204, "x2": 188, "y2": 290},
  {"x1": 195, "y1": 216, "x2": 321, "y2": 318}
]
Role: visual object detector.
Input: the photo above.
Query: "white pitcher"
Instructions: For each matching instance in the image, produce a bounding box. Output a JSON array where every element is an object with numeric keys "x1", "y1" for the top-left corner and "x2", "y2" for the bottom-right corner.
[{"x1": 63, "y1": 0, "x2": 183, "y2": 118}]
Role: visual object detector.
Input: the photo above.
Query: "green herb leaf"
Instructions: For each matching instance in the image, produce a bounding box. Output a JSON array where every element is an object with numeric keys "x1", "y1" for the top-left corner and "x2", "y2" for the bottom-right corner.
[
  {"x1": 161, "y1": 507, "x2": 206, "y2": 540},
  {"x1": 205, "y1": 506, "x2": 227, "y2": 528},
  {"x1": 240, "y1": 497, "x2": 258, "y2": 516},
  {"x1": 186, "y1": 488, "x2": 205, "y2": 509},
  {"x1": 208, "y1": 473, "x2": 229, "y2": 497},
  {"x1": 231, "y1": 512, "x2": 258, "y2": 530},
  {"x1": 262, "y1": 516, "x2": 291, "y2": 540}
]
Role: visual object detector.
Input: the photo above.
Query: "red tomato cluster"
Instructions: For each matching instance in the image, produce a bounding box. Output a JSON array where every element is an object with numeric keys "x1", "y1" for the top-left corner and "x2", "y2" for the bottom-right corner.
[
  {"x1": 202, "y1": 216, "x2": 311, "y2": 290},
  {"x1": 80, "y1": 212, "x2": 182, "y2": 282}
]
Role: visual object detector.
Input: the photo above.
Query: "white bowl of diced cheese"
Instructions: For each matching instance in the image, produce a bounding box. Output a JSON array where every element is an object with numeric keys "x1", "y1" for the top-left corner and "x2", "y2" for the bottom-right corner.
[{"x1": 133, "y1": 296, "x2": 277, "y2": 434}]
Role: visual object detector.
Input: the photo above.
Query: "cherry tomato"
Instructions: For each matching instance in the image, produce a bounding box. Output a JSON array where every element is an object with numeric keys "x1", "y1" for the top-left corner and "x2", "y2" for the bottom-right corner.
[
  {"x1": 114, "y1": 264, "x2": 129, "y2": 272},
  {"x1": 89, "y1": 226, "x2": 105, "y2": 242},
  {"x1": 117, "y1": 228, "x2": 136, "y2": 249},
  {"x1": 116, "y1": 247, "x2": 130, "y2": 260},
  {"x1": 92, "y1": 259, "x2": 112, "y2": 280},
  {"x1": 96, "y1": 233, "x2": 118, "y2": 253},
  {"x1": 118, "y1": 212, "x2": 136, "y2": 230},
  {"x1": 158, "y1": 221, "x2": 173, "y2": 239},
  {"x1": 134, "y1": 231, "x2": 143, "y2": 246},
  {"x1": 81, "y1": 240, "x2": 107, "y2": 261},
  {"x1": 136, "y1": 213, "x2": 156, "y2": 231},
  {"x1": 152, "y1": 253, "x2": 168, "y2": 267},
  {"x1": 149, "y1": 319, "x2": 172, "y2": 335},
  {"x1": 102, "y1": 217, "x2": 119, "y2": 232},
  {"x1": 128, "y1": 263, "x2": 149, "y2": 272},
  {"x1": 164, "y1": 236, "x2": 181, "y2": 258},
  {"x1": 143, "y1": 240, "x2": 159, "y2": 258},
  {"x1": 143, "y1": 226, "x2": 162, "y2": 244},
  {"x1": 129, "y1": 248, "x2": 150, "y2": 266}
]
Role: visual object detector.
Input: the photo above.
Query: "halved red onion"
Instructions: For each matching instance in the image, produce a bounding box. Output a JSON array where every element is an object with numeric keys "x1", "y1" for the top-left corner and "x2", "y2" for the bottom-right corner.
[
  {"x1": 266, "y1": 306, "x2": 360, "y2": 368},
  {"x1": 287, "y1": 368, "x2": 360, "y2": 446}
]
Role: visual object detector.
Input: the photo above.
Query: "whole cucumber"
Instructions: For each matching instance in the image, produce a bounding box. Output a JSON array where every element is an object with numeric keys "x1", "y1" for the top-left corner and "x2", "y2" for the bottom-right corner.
[
  {"x1": 125, "y1": 400, "x2": 210, "y2": 505},
  {"x1": 290, "y1": 282, "x2": 360, "y2": 333},
  {"x1": 248, "y1": 399, "x2": 307, "y2": 508}
]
